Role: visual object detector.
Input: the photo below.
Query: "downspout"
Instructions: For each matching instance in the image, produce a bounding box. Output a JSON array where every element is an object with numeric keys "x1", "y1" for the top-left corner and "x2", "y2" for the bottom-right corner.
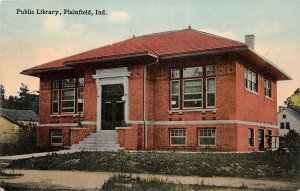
[{"x1": 143, "y1": 58, "x2": 159, "y2": 150}]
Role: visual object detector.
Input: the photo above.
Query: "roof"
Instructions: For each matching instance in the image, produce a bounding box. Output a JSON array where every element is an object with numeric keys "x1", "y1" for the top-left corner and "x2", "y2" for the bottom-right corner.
[
  {"x1": 278, "y1": 107, "x2": 300, "y2": 120},
  {"x1": 21, "y1": 28, "x2": 291, "y2": 80},
  {"x1": 0, "y1": 108, "x2": 38, "y2": 123}
]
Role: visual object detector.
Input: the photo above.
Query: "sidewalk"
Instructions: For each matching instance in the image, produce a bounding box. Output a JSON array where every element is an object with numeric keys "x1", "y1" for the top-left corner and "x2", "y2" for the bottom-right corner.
[
  {"x1": 0, "y1": 150, "x2": 79, "y2": 161},
  {"x1": 1, "y1": 169, "x2": 299, "y2": 190}
]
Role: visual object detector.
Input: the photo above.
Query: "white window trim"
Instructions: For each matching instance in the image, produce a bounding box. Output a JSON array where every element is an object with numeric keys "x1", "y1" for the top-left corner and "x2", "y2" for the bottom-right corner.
[
  {"x1": 51, "y1": 130, "x2": 63, "y2": 146},
  {"x1": 171, "y1": 69, "x2": 180, "y2": 79},
  {"x1": 52, "y1": 89, "x2": 59, "y2": 114},
  {"x1": 61, "y1": 88, "x2": 75, "y2": 114},
  {"x1": 77, "y1": 87, "x2": 84, "y2": 113},
  {"x1": 199, "y1": 129, "x2": 217, "y2": 147},
  {"x1": 264, "y1": 79, "x2": 272, "y2": 99},
  {"x1": 62, "y1": 78, "x2": 76, "y2": 88},
  {"x1": 170, "y1": 80, "x2": 180, "y2": 110},
  {"x1": 245, "y1": 69, "x2": 259, "y2": 95},
  {"x1": 183, "y1": 78, "x2": 203, "y2": 109},
  {"x1": 183, "y1": 66, "x2": 203, "y2": 78},
  {"x1": 170, "y1": 129, "x2": 187, "y2": 146},
  {"x1": 249, "y1": 128, "x2": 255, "y2": 148},
  {"x1": 78, "y1": 77, "x2": 85, "y2": 87},
  {"x1": 206, "y1": 77, "x2": 216, "y2": 108},
  {"x1": 206, "y1": 65, "x2": 216, "y2": 76}
]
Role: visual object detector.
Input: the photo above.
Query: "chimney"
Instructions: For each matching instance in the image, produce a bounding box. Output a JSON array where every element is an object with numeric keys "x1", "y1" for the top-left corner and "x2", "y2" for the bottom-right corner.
[{"x1": 245, "y1": 35, "x2": 255, "y2": 50}]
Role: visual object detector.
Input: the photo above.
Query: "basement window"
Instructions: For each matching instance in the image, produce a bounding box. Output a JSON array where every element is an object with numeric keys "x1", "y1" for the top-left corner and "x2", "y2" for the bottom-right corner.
[
  {"x1": 170, "y1": 129, "x2": 186, "y2": 146},
  {"x1": 199, "y1": 129, "x2": 216, "y2": 146},
  {"x1": 249, "y1": 128, "x2": 254, "y2": 147},
  {"x1": 51, "y1": 129, "x2": 62, "y2": 145}
]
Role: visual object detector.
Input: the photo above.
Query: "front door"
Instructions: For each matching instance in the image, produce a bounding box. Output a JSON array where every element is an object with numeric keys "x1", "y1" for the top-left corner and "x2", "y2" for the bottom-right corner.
[
  {"x1": 101, "y1": 84, "x2": 125, "y2": 130},
  {"x1": 258, "y1": 129, "x2": 264, "y2": 151}
]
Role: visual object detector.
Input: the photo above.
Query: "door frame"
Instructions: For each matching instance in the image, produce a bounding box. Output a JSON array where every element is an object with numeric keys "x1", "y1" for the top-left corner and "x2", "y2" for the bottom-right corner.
[{"x1": 93, "y1": 67, "x2": 130, "y2": 132}]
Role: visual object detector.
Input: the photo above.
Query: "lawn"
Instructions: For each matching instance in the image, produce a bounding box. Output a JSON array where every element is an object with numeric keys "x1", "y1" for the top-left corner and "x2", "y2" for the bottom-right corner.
[{"x1": 7, "y1": 151, "x2": 300, "y2": 180}]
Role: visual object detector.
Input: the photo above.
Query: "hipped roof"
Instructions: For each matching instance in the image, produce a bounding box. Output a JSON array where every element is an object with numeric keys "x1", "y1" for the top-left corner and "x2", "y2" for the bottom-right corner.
[{"x1": 21, "y1": 28, "x2": 291, "y2": 80}]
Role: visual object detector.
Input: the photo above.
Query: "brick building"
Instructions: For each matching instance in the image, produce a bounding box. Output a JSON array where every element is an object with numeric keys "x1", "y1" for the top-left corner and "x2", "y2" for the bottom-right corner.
[{"x1": 21, "y1": 28, "x2": 291, "y2": 151}]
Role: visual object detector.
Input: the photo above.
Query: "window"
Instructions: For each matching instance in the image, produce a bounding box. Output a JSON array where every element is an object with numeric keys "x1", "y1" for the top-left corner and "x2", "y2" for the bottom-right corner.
[
  {"x1": 245, "y1": 69, "x2": 258, "y2": 92},
  {"x1": 170, "y1": 65, "x2": 216, "y2": 109},
  {"x1": 62, "y1": 89, "x2": 75, "y2": 113},
  {"x1": 170, "y1": 129, "x2": 186, "y2": 145},
  {"x1": 183, "y1": 79, "x2": 203, "y2": 108},
  {"x1": 62, "y1": 78, "x2": 75, "y2": 88},
  {"x1": 283, "y1": 114, "x2": 286, "y2": 119},
  {"x1": 51, "y1": 77, "x2": 84, "y2": 114},
  {"x1": 199, "y1": 129, "x2": 216, "y2": 146},
  {"x1": 78, "y1": 77, "x2": 84, "y2": 86},
  {"x1": 51, "y1": 130, "x2": 62, "y2": 145},
  {"x1": 206, "y1": 65, "x2": 216, "y2": 76},
  {"x1": 183, "y1": 66, "x2": 203, "y2": 77},
  {"x1": 249, "y1": 128, "x2": 254, "y2": 147},
  {"x1": 52, "y1": 89, "x2": 59, "y2": 114},
  {"x1": 265, "y1": 79, "x2": 272, "y2": 98},
  {"x1": 78, "y1": 88, "x2": 84, "y2": 113},
  {"x1": 206, "y1": 78, "x2": 216, "y2": 107},
  {"x1": 280, "y1": 122, "x2": 285, "y2": 129},
  {"x1": 171, "y1": 69, "x2": 180, "y2": 79},
  {"x1": 286, "y1": 122, "x2": 290, "y2": 129},
  {"x1": 171, "y1": 80, "x2": 180, "y2": 109}
]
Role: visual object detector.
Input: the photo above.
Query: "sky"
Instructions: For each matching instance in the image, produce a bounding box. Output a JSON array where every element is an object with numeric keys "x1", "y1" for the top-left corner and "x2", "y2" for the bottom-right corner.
[{"x1": 0, "y1": 0, "x2": 299, "y2": 107}]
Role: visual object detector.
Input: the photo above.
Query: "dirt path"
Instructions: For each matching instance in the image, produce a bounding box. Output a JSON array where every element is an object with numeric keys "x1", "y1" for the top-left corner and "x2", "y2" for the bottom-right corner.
[{"x1": 1, "y1": 169, "x2": 299, "y2": 190}]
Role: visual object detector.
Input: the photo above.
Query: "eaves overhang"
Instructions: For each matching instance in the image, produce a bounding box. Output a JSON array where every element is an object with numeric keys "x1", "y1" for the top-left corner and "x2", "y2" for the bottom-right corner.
[
  {"x1": 20, "y1": 67, "x2": 72, "y2": 77},
  {"x1": 64, "y1": 53, "x2": 158, "y2": 67},
  {"x1": 239, "y1": 48, "x2": 292, "y2": 81}
]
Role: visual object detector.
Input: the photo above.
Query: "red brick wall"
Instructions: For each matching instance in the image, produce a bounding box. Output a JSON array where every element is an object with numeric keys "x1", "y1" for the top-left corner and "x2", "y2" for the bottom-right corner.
[
  {"x1": 37, "y1": 54, "x2": 279, "y2": 151},
  {"x1": 235, "y1": 60, "x2": 277, "y2": 125}
]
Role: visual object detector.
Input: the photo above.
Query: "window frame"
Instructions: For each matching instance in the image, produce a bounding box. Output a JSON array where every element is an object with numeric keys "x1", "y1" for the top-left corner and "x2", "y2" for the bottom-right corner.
[
  {"x1": 51, "y1": 129, "x2": 63, "y2": 146},
  {"x1": 77, "y1": 87, "x2": 84, "y2": 113},
  {"x1": 286, "y1": 122, "x2": 290, "y2": 129},
  {"x1": 264, "y1": 79, "x2": 272, "y2": 98},
  {"x1": 249, "y1": 128, "x2": 254, "y2": 147},
  {"x1": 52, "y1": 89, "x2": 60, "y2": 114},
  {"x1": 206, "y1": 77, "x2": 216, "y2": 108},
  {"x1": 170, "y1": 65, "x2": 216, "y2": 110},
  {"x1": 51, "y1": 77, "x2": 84, "y2": 114},
  {"x1": 183, "y1": 78, "x2": 203, "y2": 109},
  {"x1": 280, "y1": 122, "x2": 285, "y2": 129},
  {"x1": 170, "y1": 80, "x2": 180, "y2": 109},
  {"x1": 199, "y1": 128, "x2": 217, "y2": 147},
  {"x1": 245, "y1": 68, "x2": 258, "y2": 93},
  {"x1": 170, "y1": 129, "x2": 187, "y2": 146},
  {"x1": 61, "y1": 88, "x2": 76, "y2": 113}
]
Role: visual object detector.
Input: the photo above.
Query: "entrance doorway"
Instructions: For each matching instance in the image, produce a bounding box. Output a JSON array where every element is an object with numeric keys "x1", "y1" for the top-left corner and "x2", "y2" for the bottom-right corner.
[{"x1": 101, "y1": 84, "x2": 125, "y2": 130}]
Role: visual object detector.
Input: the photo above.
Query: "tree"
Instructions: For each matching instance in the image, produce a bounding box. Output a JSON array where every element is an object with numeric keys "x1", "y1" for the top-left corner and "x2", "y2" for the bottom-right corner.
[
  {"x1": 0, "y1": 84, "x2": 6, "y2": 108},
  {"x1": 0, "y1": 83, "x2": 39, "y2": 114},
  {"x1": 284, "y1": 129, "x2": 300, "y2": 150},
  {"x1": 285, "y1": 88, "x2": 300, "y2": 112}
]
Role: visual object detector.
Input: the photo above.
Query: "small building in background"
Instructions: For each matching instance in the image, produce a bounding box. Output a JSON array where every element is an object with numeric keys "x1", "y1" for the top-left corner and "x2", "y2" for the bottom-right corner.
[
  {"x1": 0, "y1": 108, "x2": 38, "y2": 144},
  {"x1": 278, "y1": 106, "x2": 300, "y2": 136}
]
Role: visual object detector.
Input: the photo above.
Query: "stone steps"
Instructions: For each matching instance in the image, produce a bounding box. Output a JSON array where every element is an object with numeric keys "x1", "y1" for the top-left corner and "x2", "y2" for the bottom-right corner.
[{"x1": 71, "y1": 130, "x2": 123, "y2": 152}]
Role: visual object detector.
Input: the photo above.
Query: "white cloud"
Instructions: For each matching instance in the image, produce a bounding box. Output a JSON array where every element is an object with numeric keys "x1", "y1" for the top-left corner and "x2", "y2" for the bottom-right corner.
[
  {"x1": 41, "y1": 16, "x2": 84, "y2": 36},
  {"x1": 108, "y1": 11, "x2": 130, "y2": 23},
  {"x1": 42, "y1": 15, "x2": 64, "y2": 34},
  {"x1": 200, "y1": 28, "x2": 238, "y2": 41}
]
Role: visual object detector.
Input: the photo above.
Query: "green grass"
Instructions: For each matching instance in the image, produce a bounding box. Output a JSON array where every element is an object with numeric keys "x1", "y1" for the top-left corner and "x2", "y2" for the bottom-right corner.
[
  {"x1": 101, "y1": 174, "x2": 277, "y2": 191},
  {"x1": 8, "y1": 151, "x2": 300, "y2": 180}
]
